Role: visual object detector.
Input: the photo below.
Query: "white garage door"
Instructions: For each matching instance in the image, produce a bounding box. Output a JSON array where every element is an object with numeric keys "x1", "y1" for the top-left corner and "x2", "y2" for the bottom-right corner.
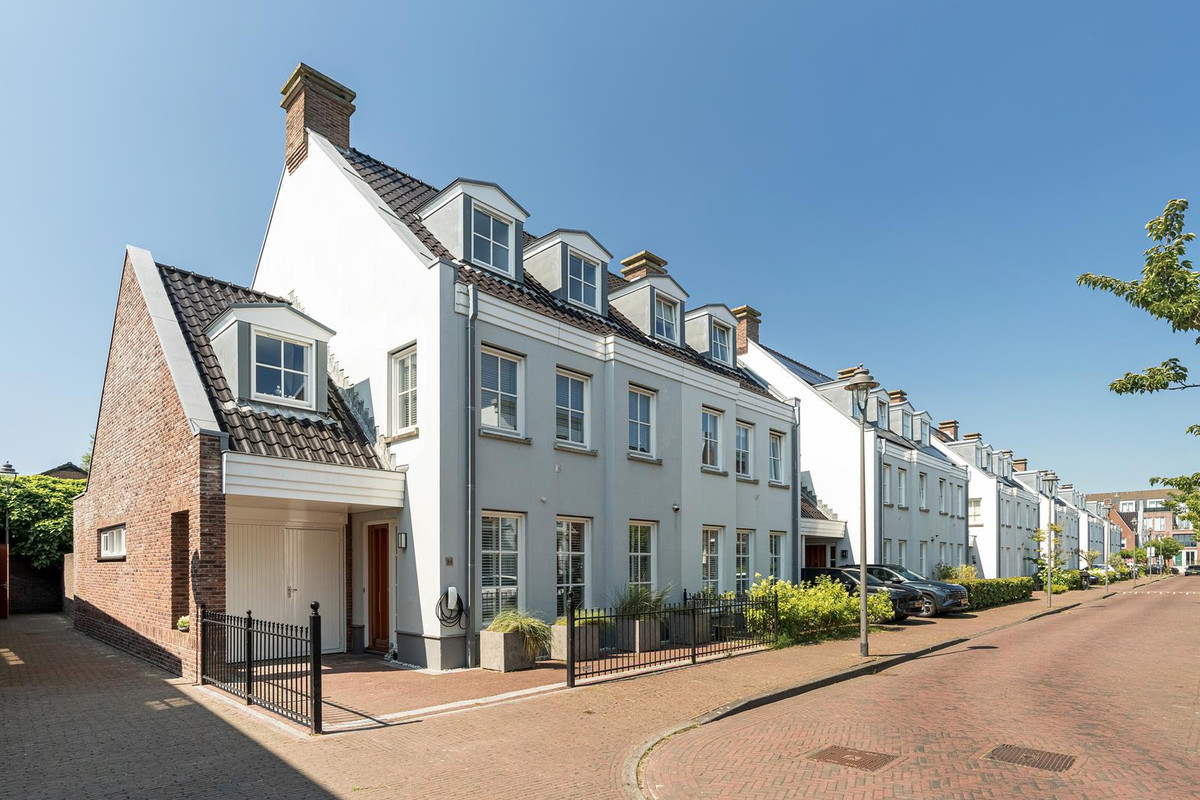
[{"x1": 227, "y1": 523, "x2": 345, "y2": 653}]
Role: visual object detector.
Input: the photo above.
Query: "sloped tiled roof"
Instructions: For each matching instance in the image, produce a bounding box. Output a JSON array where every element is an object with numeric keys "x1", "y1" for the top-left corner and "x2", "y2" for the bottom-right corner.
[
  {"x1": 40, "y1": 462, "x2": 88, "y2": 479},
  {"x1": 760, "y1": 344, "x2": 833, "y2": 385},
  {"x1": 341, "y1": 147, "x2": 772, "y2": 398},
  {"x1": 158, "y1": 265, "x2": 383, "y2": 469},
  {"x1": 800, "y1": 498, "x2": 829, "y2": 521}
]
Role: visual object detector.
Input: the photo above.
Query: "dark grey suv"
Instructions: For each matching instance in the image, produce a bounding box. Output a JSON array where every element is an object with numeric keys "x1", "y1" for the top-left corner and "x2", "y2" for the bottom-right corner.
[
  {"x1": 800, "y1": 567, "x2": 925, "y2": 621},
  {"x1": 847, "y1": 564, "x2": 970, "y2": 617}
]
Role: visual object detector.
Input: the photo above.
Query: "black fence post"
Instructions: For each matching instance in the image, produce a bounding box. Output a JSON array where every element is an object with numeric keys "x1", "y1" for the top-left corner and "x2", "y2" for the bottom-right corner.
[
  {"x1": 310, "y1": 601, "x2": 322, "y2": 735},
  {"x1": 565, "y1": 594, "x2": 576, "y2": 688},
  {"x1": 198, "y1": 604, "x2": 207, "y2": 685},
  {"x1": 773, "y1": 590, "x2": 780, "y2": 643},
  {"x1": 690, "y1": 603, "x2": 698, "y2": 665},
  {"x1": 244, "y1": 610, "x2": 253, "y2": 705}
]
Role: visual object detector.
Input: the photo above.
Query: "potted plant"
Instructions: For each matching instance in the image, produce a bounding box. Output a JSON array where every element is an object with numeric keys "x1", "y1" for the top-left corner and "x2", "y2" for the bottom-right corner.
[
  {"x1": 669, "y1": 590, "x2": 713, "y2": 645},
  {"x1": 551, "y1": 609, "x2": 607, "y2": 661},
  {"x1": 176, "y1": 615, "x2": 190, "y2": 633},
  {"x1": 611, "y1": 585, "x2": 668, "y2": 653},
  {"x1": 480, "y1": 610, "x2": 551, "y2": 672}
]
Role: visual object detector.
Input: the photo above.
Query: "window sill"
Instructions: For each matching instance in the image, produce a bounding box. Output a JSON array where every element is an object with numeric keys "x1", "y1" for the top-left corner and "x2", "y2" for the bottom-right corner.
[
  {"x1": 939, "y1": 511, "x2": 949, "y2": 516},
  {"x1": 554, "y1": 441, "x2": 597, "y2": 457},
  {"x1": 478, "y1": 428, "x2": 532, "y2": 445},
  {"x1": 736, "y1": 475, "x2": 758, "y2": 485},
  {"x1": 627, "y1": 452, "x2": 662, "y2": 466},
  {"x1": 883, "y1": 502, "x2": 894, "y2": 508},
  {"x1": 97, "y1": 556, "x2": 126, "y2": 563},
  {"x1": 969, "y1": 523, "x2": 984, "y2": 528},
  {"x1": 381, "y1": 426, "x2": 420, "y2": 444},
  {"x1": 700, "y1": 466, "x2": 728, "y2": 477},
  {"x1": 919, "y1": 507, "x2": 930, "y2": 513},
  {"x1": 768, "y1": 481, "x2": 790, "y2": 490},
  {"x1": 897, "y1": 504, "x2": 909, "y2": 510}
]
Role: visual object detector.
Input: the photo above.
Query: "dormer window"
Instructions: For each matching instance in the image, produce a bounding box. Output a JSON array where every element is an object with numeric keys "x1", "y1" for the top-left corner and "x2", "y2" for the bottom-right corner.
[
  {"x1": 920, "y1": 420, "x2": 929, "y2": 446},
  {"x1": 654, "y1": 296, "x2": 679, "y2": 343},
  {"x1": 567, "y1": 253, "x2": 599, "y2": 309},
  {"x1": 471, "y1": 204, "x2": 512, "y2": 276},
  {"x1": 253, "y1": 331, "x2": 311, "y2": 407},
  {"x1": 711, "y1": 322, "x2": 732, "y2": 364},
  {"x1": 901, "y1": 413, "x2": 912, "y2": 440},
  {"x1": 876, "y1": 399, "x2": 888, "y2": 429}
]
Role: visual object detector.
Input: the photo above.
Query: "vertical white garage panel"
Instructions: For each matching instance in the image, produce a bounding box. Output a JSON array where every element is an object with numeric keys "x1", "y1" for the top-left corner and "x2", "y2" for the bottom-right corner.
[
  {"x1": 285, "y1": 528, "x2": 345, "y2": 653},
  {"x1": 227, "y1": 523, "x2": 287, "y2": 622}
]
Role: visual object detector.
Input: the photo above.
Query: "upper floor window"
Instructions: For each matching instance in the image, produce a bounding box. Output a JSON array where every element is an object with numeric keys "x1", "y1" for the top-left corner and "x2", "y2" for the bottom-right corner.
[
  {"x1": 555, "y1": 371, "x2": 587, "y2": 446},
  {"x1": 471, "y1": 205, "x2": 512, "y2": 275},
  {"x1": 919, "y1": 473, "x2": 928, "y2": 509},
  {"x1": 768, "y1": 432, "x2": 784, "y2": 483},
  {"x1": 920, "y1": 420, "x2": 929, "y2": 446},
  {"x1": 567, "y1": 253, "x2": 599, "y2": 309},
  {"x1": 654, "y1": 296, "x2": 678, "y2": 343},
  {"x1": 1119, "y1": 500, "x2": 1136, "y2": 512},
  {"x1": 735, "y1": 423, "x2": 753, "y2": 477},
  {"x1": 480, "y1": 348, "x2": 521, "y2": 434},
  {"x1": 628, "y1": 388, "x2": 654, "y2": 455},
  {"x1": 390, "y1": 346, "x2": 417, "y2": 433},
  {"x1": 701, "y1": 409, "x2": 721, "y2": 469},
  {"x1": 711, "y1": 322, "x2": 732, "y2": 364},
  {"x1": 897, "y1": 467, "x2": 908, "y2": 506},
  {"x1": 253, "y1": 332, "x2": 310, "y2": 407},
  {"x1": 876, "y1": 399, "x2": 889, "y2": 429},
  {"x1": 99, "y1": 524, "x2": 126, "y2": 560},
  {"x1": 938, "y1": 478, "x2": 947, "y2": 513},
  {"x1": 901, "y1": 413, "x2": 912, "y2": 440},
  {"x1": 883, "y1": 462, "x2": 892, "y2": 504}
]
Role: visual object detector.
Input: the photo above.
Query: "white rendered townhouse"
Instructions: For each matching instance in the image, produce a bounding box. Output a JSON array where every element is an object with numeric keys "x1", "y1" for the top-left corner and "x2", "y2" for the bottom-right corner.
[
  {"x1": 737, "y1": 316, "x2": 969, "y2": 575},
  {"x1": 933, "y1": 424, "x2": 1040, "y2": 578},
  {"x1": 252, "y1": 65, "x2": 797, "y2": 669},
  {"x1": 1015, "y1": 467, "x2": 1081, "y2": 576}
]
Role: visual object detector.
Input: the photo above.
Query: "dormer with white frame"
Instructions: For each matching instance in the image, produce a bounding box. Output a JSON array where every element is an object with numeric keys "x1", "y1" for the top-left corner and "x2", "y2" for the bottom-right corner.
[
  {"x1": 609, "y1": 250, "x2": 690, "y2": 346},
  {"x1": 886, "y1": 390, "x2": 915, "y2": 440},
  {"x1": 416, "y1": 178, "x2": 529, "y2": 280},
  {"x1": 522, "y1": 229, "x2": 612, "y2": 315},
  {"x1": 913, "y1": 411, "x2": 932, "y2": 447},
  {"x1": 204, "y1": 303, "x2": 335, "y2": 413},
  {"x1": 684, "y1": 304, "x2": 739, "y2": 367}
]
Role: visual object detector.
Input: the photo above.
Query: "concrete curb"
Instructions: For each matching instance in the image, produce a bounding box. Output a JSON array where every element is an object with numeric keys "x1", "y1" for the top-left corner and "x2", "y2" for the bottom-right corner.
[{"x1": 624, "y1": 584, "x2": 1144, "y2": 799}]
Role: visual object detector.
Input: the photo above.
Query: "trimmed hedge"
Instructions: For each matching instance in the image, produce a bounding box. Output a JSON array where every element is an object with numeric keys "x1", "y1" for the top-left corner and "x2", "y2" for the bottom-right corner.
[{"x1": 958, "y1": 577, "x2": 1034, "y2": 609}]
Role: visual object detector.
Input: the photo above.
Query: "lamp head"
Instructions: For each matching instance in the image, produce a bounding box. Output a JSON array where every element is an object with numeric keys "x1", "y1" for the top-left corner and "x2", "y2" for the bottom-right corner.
[
  {"x1": 0, "y1": 462, "x2": 15, "y2": 477},
  {"x1": 843, "y1": 367, "x2": 880, "y2": 414}
]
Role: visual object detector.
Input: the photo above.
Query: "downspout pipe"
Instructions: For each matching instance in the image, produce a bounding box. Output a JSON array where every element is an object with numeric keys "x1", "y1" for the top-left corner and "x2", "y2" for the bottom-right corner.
[
  {"x1": 465, "y1": 283, "x2": 479, "y2": 667},
  {"x1": 790, "y1": 399, "x2": 801, "y2": 580}
]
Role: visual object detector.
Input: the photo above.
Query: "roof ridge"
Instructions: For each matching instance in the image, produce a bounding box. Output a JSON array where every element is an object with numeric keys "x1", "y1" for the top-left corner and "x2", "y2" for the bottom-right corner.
[
  {"x1": 344, "y1": 146, "x2": 440, "y2": 198},
  {"x1": 157, "y1": 263, "x2": 289, "y2": 305}
]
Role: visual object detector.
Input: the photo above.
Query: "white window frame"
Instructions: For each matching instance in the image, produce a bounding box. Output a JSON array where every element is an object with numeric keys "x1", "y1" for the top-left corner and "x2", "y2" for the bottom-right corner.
[
  {"x1": 389, "y1": 345, "x2": 418, "y2": 434},
  {"x1": 480, "y1": 347, "x2": 524, "y2": 435},
  {"x1": 919, "y1": 473, "x2": 928, "y2": 509},
  {"x1": 876, "y1": 399, "x2": 889, "y2": 429},
  {"x1": 769, "y1": 531, "x2": 785, "y2": 580},
  {"x1": 99, "y1": 525, "x2": 126, "y2": 559},
  {"x1": 470, "y1": 200, "x2": 514, "y2": 277},
  {"x1": 969, "y1": 498, "x2": 982, "y2": 525},
  {"x1": 628, "y1": 386, "x2": 655, "y2": 456},
  {"x1": 701, "y1": 526, "x2": 722, "y2": 593},
  {"x1": 768, "y1": 432, "x2": 785, "y2": 483},
  {"x1": 250, "y1": 327, "x2": 315, "y2": 410},
  {"x1": 555, "y1": 369, "x2": 589, "y2": 447},
  {"x1": 654, "y1": 295, "x2": 679, "y2": 344},
  {"x1": 566, "y1": 250, "x2": 600, "y2": 310},
  {"x1": 480, "y1": 512, "x2": 522, "y2": 624},
  {"x1": 938, "y1": 541, "x2": 947, "y2": 566},
  {"x1": 735, "y1": 529, "x2": 753, "y2": 595},
  {"x1": 921, "y1": 420, "x2": 930, "y2": 446},
  {"x1": 938, "y1": 478, "x2": 947, "y2": 513},
  {"x1": 883, "y1": 462, "x2": 892, "y2": 504},
  {"x1": 897, "y1": 539, "x2": 907, "y2": 567},
  {"x1": 897, "y1": 467, "x2": 908, "y2": 507},
  {"x1": 735, "y1": 422, "x2": 754, "y2": 478},
  {"x1": 711, "y1": 321, "x2": 732, "y2": 364},
  {"x1": 919, "y1": 540, "x2": 928, "y2": 575},
  {"x1": 556, "y1": 516, "x2": 589, "y2": 616},
  {"x1": 901, "y1": 412, "x2": 912, "y2": 440},
  {"x1": 629, "y1": 521, "x2": 656, "y2": 589},
  {"x1": 701, "y1": 409, "x2": 722, "y2": 470}
]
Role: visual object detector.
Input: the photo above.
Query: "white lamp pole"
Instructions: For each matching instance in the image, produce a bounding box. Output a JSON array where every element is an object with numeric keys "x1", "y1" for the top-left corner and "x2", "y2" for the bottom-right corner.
[
  {"x1": 844, "y1": 367, "x2": 879, "y2": 658},
  {"x1": 1044, "y1": 471, "x2": 1059, "y2": 608}
]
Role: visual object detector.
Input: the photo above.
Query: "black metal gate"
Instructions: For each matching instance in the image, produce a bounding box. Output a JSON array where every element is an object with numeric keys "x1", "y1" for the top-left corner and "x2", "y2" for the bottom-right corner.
[{"x1": 200, "y1": 601, "x2": 323, "y2": 734}]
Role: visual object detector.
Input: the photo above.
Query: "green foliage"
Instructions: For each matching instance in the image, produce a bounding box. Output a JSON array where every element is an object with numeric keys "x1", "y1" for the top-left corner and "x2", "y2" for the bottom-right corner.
[
  {"x1": 486, "y1": 610, "x2": 552, "y2": 657},
  {"x1": 934, "y1": 563, "x2": 977, "y2": 581},
  {"x1": 553, "y1": 609, "x2": 611, "y2": 628},
  {"x1": 176, "y1": 616, "x2": 190, "y2": 630},
  {"x1": 1147, "y1": 535, "x2": 1183, "y2": 562},
  {"x1": 1051, "y1": 583, "x2": 1069, "y2": 594},
  {"x1": 1151, "y1": 473, "x2": 1200, "y2": 530},
  {"x1": 1028, "y1": 526, "x2": 1067, "y2": 588},
  {"x1": 1081, "y1": 549, "x2": 1102, "y2": 569},
  {"x1": 608, "y1": 584, "x2": 670, "y2": 618},
  {"x1": 956, "y1": 577, "x2": 1034, "y2": 609},
  {"x1": 0, "y1": 475, "x2": 86, "y2": 569},
  {"x1": 81, "y1": 434, "x2": 94, "y2": 474},
  {"x1": 1062, "y1": 570, "x2": 1084, "y2": 591},
  {"x1": 744, "y1": 576, "x2": 893, "y2": 644}
]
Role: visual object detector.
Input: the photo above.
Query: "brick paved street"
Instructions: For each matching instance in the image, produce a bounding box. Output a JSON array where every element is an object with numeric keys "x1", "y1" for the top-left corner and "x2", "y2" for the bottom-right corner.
[
  {"x1": 0, "y1": 578, "x2": 1178, "y2": 799},
  {"x1": 642, "y1": 576, "x2": 1200, "y2": 799}
]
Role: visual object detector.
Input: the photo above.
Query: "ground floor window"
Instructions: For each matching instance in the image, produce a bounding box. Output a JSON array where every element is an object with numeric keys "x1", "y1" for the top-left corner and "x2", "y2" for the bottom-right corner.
[
  {"x1": 702, "y1": 526, "x2": 721, "y2": 593},
  {"x1": 919, "y1": 541, "x2": 928, "y2": 575},
  {"x1": 769, "y1": 532, "x2": 785, "y2": 579},
  {"x1": 629, "y1": 521, "x2": 654, "y2": 589},
  {"x1": 897, "y1": 540, "x2": 907, "y2": 567},
  {"x1": 956, "y1": 543, "x2": 964, "y2": 566},
  {"x1": 882, "y1": 538, "x2": 891, "y2": 563},
  {"x1": 735, "y1": 530, "x2": 752, "y2": 594},
  {"x1": 556, "y1": 517, "x2": 587, "y2": 616},
  {"x1": 938, "y1": 542, "x2": 947, "y2": 566},
  {"x1": 481, "y1": 513, "x2": 520, "y2": 624}
]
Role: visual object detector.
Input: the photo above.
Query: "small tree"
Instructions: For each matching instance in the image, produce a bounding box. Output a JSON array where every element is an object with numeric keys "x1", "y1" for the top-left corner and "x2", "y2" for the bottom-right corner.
[
  {"x1": 0, "y1": 475, "x2": 85, "y2": 569},
  {"x1": 1081, "y1": 549, "x2": 1102, "y2": 569},
  {"x1": 1028, "y1": 525, "x2": 1066, "y2": 588},
  {"x1": 1147, "y1": 535, "x2": 1183, "y2": 567}
]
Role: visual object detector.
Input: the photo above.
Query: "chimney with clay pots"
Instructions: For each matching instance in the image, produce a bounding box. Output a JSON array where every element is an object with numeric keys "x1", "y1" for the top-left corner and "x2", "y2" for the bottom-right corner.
[
  {"x1": 731, "y1": 305, "x2": 761, "y2": 355},
  {"x1": 281, "y1": 63, "x2": 356, "y2": 173}
]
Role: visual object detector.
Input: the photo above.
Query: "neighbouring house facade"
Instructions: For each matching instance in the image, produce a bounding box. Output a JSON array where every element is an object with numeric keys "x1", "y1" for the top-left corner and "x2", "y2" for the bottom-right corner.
[
  {"x1": 932, "y1": 424, "x2": 1040, "y2": 578},
  {"x1": 1087, "y1": 489, "x2": 1197, "y2": 568},
  {"x1": 738, "y1": 321, "x2": 969, "y2": 575}
]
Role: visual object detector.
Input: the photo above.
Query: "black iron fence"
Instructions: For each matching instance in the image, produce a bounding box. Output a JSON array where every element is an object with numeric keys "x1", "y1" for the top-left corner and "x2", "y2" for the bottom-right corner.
[
  {"x1": 564, "y1": 591, "x2": 779, "y2": 686},
  {"x1": 200, "y1": 602, "x2": 323, "y2": 734}
]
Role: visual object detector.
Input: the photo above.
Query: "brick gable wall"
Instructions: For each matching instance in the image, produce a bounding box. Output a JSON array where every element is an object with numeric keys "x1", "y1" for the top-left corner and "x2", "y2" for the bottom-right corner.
[{"x1": 73, "y1": 258, "x2": 225, "y2": 680}]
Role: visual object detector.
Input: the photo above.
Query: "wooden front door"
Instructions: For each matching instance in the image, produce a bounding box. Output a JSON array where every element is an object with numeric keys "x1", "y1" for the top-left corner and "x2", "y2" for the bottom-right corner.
[
  {"x1": 367, "y1": 525, "x2": 390, "y2": 652},
  {"x1": 805, "y1": 544, "x2": 827, "y2": 568}
]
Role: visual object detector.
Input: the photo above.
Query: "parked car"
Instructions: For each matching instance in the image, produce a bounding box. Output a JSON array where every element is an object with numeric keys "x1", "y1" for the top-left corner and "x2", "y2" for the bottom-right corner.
[
  {"x1": 1184, "y1": 565, "x2": 1200, "y2": 576},
  {"x1": 1149, "y1": 564, "x2": 1164, "y2": 574},
  {"x1": 1079, "y1": 570, "x2": 1100, "y2": 586},
  {"x1": 846, "y1": 564, "x2": 970, "y2": 617},
  {"x1": 1171, "y1": 566, "x2": 1182, "y2": 575},
  {"x1": 800, "y1": 567, "x2": 925, "y2": 621}
]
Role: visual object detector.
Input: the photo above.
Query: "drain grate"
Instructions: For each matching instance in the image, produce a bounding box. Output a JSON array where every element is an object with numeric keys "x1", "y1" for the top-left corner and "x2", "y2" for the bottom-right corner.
[
  {"x1": 984, "y1": 744, "x2": 1076, "y2": 772},
  {"x1": 808, "y1": 745, "x2": 897, "y2": 772}
]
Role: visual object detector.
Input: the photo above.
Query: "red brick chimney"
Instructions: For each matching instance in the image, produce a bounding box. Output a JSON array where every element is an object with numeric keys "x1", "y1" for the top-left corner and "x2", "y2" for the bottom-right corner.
[
  {"x1": 731, "y1": 305, "x2": 761, "y2": 355},
  {"x1": 619, "y1": 250, "x2": 669, "y2": 282},
  {"x1": 887, "y1": 389, "x2": 907, "y2": 405},
  {"x1": 1013, "y1": 457, "x2": 1028, "y2": 471},
  {"x1": 281, "y1": 63, "x2": 356, "y2": 173},
  {"x1": 938, "y1": 420, "x2": 959, "y2": 440}
]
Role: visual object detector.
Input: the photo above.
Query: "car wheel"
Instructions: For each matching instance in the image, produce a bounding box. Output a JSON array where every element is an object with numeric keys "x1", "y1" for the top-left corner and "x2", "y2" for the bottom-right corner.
[{"x1": 917, "y1": 595, "x2": 937, "y2": 617}]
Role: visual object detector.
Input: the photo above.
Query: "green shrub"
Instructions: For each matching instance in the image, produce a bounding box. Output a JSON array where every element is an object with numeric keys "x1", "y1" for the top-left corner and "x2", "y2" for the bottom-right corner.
[
  {"x1": 745, "y1": 576, "x2": 894, "y2": 643},
  {"x1": 487, "y1": 610, "x2": 552, "y2": 657},
  {"x1": 1063, "y1": 570, "x2": 1084, "y2": 591},
  {"x1": 957, "y1": 577, "x2": 1034, "y2": 609},
  {"x1": 608, "y1": 584, "x2": 670, "y2": 618},
  {"x1": 1051, "y1": 583, "x2": 1069, "y2": 594},
  {"x1": 552, "y1": 609, "x2": 611, "y2": 628}
]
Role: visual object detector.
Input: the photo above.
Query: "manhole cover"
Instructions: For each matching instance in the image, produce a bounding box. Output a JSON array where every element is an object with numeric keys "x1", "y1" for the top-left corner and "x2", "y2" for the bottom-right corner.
[
  {"x1": 808, "y1": 745, "x2": 897, "y2": 772},
  {"x1": 984, "y1": 744, "x2": 1076, "y2": 772}
]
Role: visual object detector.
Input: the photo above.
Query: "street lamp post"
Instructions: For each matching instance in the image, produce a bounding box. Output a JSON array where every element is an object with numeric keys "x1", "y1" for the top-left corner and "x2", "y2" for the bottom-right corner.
[
  {"x1": 1043, "y1": 471, "x2": 1059, "y2": 609},
  {"x1": 844, "y1": 367, "x2": 879, "y2": 657},
  {"x1": 0, "y1": 461, "x2": 17, "y2": 621},
  {"x1": 1103, "y1": 501, "x2": 1112, "y2": 593}
]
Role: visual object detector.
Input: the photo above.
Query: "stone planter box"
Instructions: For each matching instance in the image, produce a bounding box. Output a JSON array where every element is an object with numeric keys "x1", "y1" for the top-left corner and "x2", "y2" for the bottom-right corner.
[
  {"x1": 615, "y1": 618, "x2": 661, "y2": 653},
  {"x1": 668, "y1": 609, "x2": 711, "y2": 645},
  {"x1": 550, "y1": 623, "x2": 601, "y2": 661},
  {"x1": 480, "y1": 629, "x2": 536, "y2": 672}
]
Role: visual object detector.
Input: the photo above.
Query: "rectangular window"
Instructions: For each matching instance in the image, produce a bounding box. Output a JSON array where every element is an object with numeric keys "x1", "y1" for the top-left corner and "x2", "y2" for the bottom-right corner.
[
  {"x1": 654, "y1": 296, "x2": 678, "y2": 342},
  {"x1": 919, "y1": 541, "x2": 928, "y2": 575},
  {"x1": 390, "y1": 346, "x2": 417, "y2": 433},
  {"x1": 938, "y1": 479, "x2": 947, "y2": 513},
  {"x1": 629, "y1": 522, "x2": 654, "y2": 589},
  {"x1": 701, "y1": 527, "x2": 721, "y2": 592},
  {"x1": 897, "y1": 467, "x2": 907, "y2": 506},
  {"x1": 99, "y1": 525, "x2": 126, "y2": 559},
  {"x1": 901, "y1": 413, "x2": 912, "y2": 440},
  {"x1": 969, "y1": 498, "x2": 982, "y2": 525},
  {"x1": 628, "y1": 388, "x2": 654, "y2": 455},
  {"x1": 882, "y1": 538, "x2": 891, "y2": 563},
  {"x1": 471, "y1": 204, "x2": 512, "y2": 274},
  {"x1": 919, "y1": 473, "x2": 928, "y2": 509},
  {"x1": 735, "y1": 423, "x2": 753, "y2": 477},
  {"x1": 253, "y1": 332, "x2": 310, "y2": 405},
  {"x1": 768, "y1": 433, "x2": 784, "y2": 483},
  {"x1": 877, "y1": 399, "x2": 889, "y2": 429},
  {"x1": 555, "y1": 371, "x2": 587, "y2": 446},
  {"x1": 556, "y1": 518, "x2": 587, "y2": 616},
  {"x1": 701, "y1": 410, "x2": 721, "y2": 469},
  {"x1": 769, "y1": 532, "x2": 784, "y2": 579},
  {"x1": 1004, "y1": 499, "x2": 1011, "y2": 526},
  {"x1": 897, "y1": 539, "x2": 907, "y2": 567},
  {"x1": 735, "y1": 530, "x2": 752, "y2": 595},
  {"x1": 480, "y1": 349, "x2": 521, "y2": 433},
  {"x1": 883, "y1": 462, "x2": 892, "y2": 504},
  {"x1": 956, "y1": 543, "x2": 964, "y2": 566},
  {"x1": 921, "y1": 420, "x2": 930, "y2": 446},
  {"x1": 1119, "y1": 500, "x2": 1136, "y2": 513},
  {"x1": 959, "y1": 485, "x2": 966, "y2": 516},
  {"x1": 567, "y1": 253, "x2": 599, "y2": 309},
  {"x1": 711, "y1": 322, "x2": 732, "y2": 363},
  {"x1": 480, "y1": 514, "x2": 519, "y2": 624}
]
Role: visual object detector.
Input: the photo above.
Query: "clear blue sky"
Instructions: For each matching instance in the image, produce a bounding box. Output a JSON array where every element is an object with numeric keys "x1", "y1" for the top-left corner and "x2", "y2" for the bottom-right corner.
[{"x1": 1, "y1": 1, "x2": 1196, "y2": 492}]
